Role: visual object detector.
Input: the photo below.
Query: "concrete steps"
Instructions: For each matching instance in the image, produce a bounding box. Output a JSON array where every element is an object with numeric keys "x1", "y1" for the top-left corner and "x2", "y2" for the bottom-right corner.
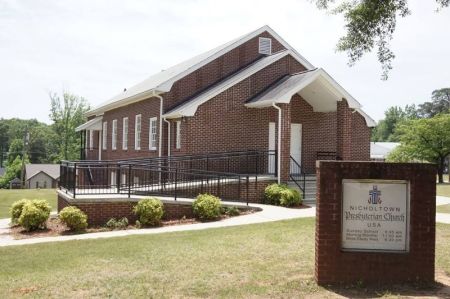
[{"x1": 289, "y1": 174, "x2": 317, "y2": 203}]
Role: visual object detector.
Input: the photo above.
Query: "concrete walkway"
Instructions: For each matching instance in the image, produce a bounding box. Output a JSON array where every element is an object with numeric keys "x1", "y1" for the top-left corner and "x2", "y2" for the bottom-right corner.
[
  {"x1": 1, "y1": 196, "x2": 449, "y2": 247},
  {"x1": 0, "y1": 202, "x2": 316, "y2": 247},
  {"x1": 437, "y1": 196, "x2": 450, "y2": 224}
]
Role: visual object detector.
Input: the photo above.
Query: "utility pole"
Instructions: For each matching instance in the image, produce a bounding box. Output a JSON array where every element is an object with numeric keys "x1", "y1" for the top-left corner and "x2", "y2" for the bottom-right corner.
[{"x1": 20, "y1": 129, "x2": 29, "y2": 188}]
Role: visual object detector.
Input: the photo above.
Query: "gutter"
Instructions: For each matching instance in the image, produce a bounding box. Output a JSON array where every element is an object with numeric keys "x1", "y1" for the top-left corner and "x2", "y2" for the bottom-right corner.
[{"x1": 272, "y1": 103, "x2": 282, "y2": 184}]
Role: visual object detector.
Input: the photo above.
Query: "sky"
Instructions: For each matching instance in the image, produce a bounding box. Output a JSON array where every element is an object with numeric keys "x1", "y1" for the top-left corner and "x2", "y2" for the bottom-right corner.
[{"x1": 0, "y1": 0, "x2": 449, "y2": 124}]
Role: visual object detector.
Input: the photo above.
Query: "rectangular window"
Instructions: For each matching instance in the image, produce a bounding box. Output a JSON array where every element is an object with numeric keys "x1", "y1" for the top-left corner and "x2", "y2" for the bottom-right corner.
[
  {"x1": 135, "y1": 114, "x2": 141, "y2": 150},
  {"x1": 122, "y1": 117, "x2": 128, "y2": 150},
  {"x1": 111, "y1": 171, "x2": 116, "y2": 186},
  {"x1": 89, "y1": 130, "x2": 93, "y2": 150},
  {"x1": 175, "y1": 121, "x2": 181, "y2": 149},
  {"x1": 149, "y1": 117, "x2": 157, "y2": 150},
  {"x1": 102, "y1": 121, "x2": 107, "y2": 150},
  {"x1": 112, "y1": 119, "x2": 117, "y2": 150},
  {"x1": 121, "y1": 173, "x2": 126, "y2": 185}
]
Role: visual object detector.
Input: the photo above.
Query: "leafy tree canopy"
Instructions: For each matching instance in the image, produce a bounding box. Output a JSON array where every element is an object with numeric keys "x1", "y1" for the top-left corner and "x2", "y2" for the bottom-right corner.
[
  {"x1": 315, "y1": 0, "x2": 449, "y2": 79},
  {"x1": 387, "y1": 114, "x2": 450, "y2": 182}
]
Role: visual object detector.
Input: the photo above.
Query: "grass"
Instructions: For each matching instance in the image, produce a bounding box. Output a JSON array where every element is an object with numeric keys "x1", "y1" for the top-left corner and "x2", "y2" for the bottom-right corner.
[
  {"x1": 437, "y1": 204, "x2": 450, "y2": 214},
  {"x1": 437, "y1": 183, "x2": 450, "y2": 198},
  {"x1": 0, "y1": 218, "x2": 449, "y2": 298},
  {"x1": 0, "y1": 189, "x2": 57, "y2": 218}
]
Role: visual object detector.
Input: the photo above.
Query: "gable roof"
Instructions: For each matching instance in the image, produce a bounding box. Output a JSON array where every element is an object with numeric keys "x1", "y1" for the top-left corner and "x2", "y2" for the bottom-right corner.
[
  {"x1": 25, "y1": 164, "x2": 60, "y2": 181},
  {"x1": 86, "y1": 25, "x2": 314, "y2": 117},
  {"x1": 370, "y1": 142, "x2": 400, "y2": 159},
  {"x1": 163, "y1": 50, "x2": 291, "y2": 118}
]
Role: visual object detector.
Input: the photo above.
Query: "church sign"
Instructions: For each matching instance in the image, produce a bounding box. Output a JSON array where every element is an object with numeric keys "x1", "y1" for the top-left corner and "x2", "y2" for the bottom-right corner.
[{"x1": 342, "y1": 179, "x2": 410, "y2": 252}]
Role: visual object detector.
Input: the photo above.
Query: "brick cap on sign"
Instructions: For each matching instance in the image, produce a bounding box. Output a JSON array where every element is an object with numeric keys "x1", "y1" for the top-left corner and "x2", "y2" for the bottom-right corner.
[{"x1": 316, "y1": 160, "x2": 437, "y2": 170}]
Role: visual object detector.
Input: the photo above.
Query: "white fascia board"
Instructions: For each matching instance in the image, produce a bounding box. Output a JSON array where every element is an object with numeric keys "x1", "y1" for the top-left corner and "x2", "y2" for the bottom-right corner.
[
  {"x1": 356, "y1": 108, "x2": 377, "y2": 127},
  {"x1": 75, "y1": 116, "x2": 103, "y2": 132},
  {"x1": 163, "y1": 51, "x2": 291, "y2": 118},
  {"x1": 86, "y1": 89, "x2": 163, "y2": 117}
]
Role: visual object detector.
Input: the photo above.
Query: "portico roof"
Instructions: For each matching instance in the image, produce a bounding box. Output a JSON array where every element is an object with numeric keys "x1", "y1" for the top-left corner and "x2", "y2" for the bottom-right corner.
[
  {"x1": 245, "y1": 68, "x2": 376, "y2": 127},
  {"x1": 75, "y1": 116, "x2": 103, "y2": 132}
]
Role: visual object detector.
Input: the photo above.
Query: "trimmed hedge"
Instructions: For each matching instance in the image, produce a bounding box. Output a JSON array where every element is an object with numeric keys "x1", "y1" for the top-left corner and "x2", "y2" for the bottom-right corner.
[
  {"x1": 133, "y1": 198, "x2": 164, "y2": 226},
  {"x1": 264, "y1": 183, "x2": 302, "y2": 207},
  {"x1": 10, "y1": 199, "x2": 29, "y2": 225},
  {"x1": 17, "y1": 199, "x2": 51, "y2": 231},
  {"x1": 193, "y1": 194, "x2": 222, "y2": 220},
  {"x1": 59, "y1": 206, "x2": 88, "y2": 231}
]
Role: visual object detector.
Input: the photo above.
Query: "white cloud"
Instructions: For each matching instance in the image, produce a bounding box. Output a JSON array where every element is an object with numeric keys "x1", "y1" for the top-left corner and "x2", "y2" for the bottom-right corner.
[{"x1": 0, "y1": 0, "x2": 449, "y2": 123}]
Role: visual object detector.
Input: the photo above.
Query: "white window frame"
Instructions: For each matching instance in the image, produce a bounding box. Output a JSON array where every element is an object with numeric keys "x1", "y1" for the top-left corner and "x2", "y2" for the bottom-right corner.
[
  {"x1": 135, "y1": 114, "x2": 141, "y2": 150},
  {"x1": 89, "y1": 130, "x2": 93, "y2": 150},
  {"x1": 122, "y1": 117, "x2": 128, "y2": 150},
  {"x1": 149, "y1": 117, "x2": 157, "y2": 150},
  {"x1": 112, "y1": 119, "x2": 117, "y2": 150},
  {"x1": 102, "y1": 121, "x2": 107, "y2": 150},
  {"x1": 175, "y1": 121, "x2": 181, "y2": 149}
]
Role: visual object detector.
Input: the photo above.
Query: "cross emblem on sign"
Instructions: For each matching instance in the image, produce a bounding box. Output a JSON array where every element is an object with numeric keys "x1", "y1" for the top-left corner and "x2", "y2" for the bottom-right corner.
[{"x1": 368, "y1": 185, "x2": 382, "y2": 204}]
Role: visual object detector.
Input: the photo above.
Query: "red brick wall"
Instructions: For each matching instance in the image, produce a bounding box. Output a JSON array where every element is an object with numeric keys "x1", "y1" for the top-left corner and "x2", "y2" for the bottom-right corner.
[
  {"x1": 58, "y1": 195, "x2": 197, "y2": 226},
  {"x1": 315, "y1": 161, "x2": 436, "y2": 285}
]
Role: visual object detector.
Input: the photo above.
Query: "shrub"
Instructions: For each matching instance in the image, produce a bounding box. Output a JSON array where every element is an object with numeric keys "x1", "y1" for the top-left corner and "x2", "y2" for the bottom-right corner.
[
  {"x1": 279, "y1": 188, "x2": 302, "y2": 207},
  {"x1": 10, "y1": 199, "x2": 29, "y2": 224},
  {"x1": 133, "y1": 198, "x2": 164, "y2": 226},
  {"x1": 106, "y1": 217, "x2": 129, "y2": 229},
  {"x1": 264, "y1": 183, "x2": 288, "y2": 205},
  {"x1": 221, "y1": 206, "x2": 240, "y2": 217},
  {"x1": 18, "y1": 200, "x2": 51, "y2": 231},
  {"x1": 264, "y1": 183, "x2": 302, "y2": 207},
  {"x1": 59, "y1": 206, "x2": 88, "y2": 231},
  {"x1": 193, "y1": 194, "x2": 222, "y2": 220}
]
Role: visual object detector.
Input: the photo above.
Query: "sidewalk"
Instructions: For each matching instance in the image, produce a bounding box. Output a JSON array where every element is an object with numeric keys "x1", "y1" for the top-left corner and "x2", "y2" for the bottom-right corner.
[
  {"x1": 1, "y1": 196, "x2": 449, "y2": 247},
  {"x1": 0, "y1": 202, "x2": 315, "y2": 247}
]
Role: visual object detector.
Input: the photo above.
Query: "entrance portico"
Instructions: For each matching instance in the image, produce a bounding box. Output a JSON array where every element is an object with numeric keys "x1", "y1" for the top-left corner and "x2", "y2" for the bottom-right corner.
[{"x1": 245, "y1": 68, "x2": 375, "y2": 180}]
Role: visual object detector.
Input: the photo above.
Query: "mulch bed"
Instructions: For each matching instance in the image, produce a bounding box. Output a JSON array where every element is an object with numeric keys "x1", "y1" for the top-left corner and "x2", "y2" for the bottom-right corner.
[{"x1": 8, "y1": 208, "x2": 258, "y2": 240}]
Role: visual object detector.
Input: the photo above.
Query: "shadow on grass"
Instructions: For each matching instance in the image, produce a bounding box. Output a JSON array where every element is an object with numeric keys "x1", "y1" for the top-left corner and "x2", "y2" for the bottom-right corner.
[{"x1": 322, "y1": 280, "x2": 449, "y2": 298}]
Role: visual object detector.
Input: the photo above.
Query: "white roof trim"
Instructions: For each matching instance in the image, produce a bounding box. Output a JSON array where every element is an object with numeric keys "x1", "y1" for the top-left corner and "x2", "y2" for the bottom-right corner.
[
  {"x1": 163, "y1": 50, "x2": 291, "y2": 119},
  {"x1": 75, "y1": 116, "x2": 103, "y2": 132},
  {"x1": 86, "y1": 25, "x2": 314, "y2": 117},
  {"x1": 245, "y1": 68, "x2": 360, "y2": 109},
  {"x1": 244, "y1": 68, "x2": 376, "y2": 127},
  {"x1": 356, "y1": 108, "x2": 377, "y2": 127}
]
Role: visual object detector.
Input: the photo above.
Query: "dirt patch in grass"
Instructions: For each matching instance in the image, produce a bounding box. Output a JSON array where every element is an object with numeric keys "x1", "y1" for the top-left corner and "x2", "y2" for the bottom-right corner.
[{"x1": 8, "y1": 208, "x2": 258, "y2": 240}]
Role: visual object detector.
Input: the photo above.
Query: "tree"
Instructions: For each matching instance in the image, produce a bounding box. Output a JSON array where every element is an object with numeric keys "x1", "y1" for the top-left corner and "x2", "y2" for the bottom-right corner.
[
  {"x1": 49, "y1": 91, "x2": 89, "y2": 161},
  {"x1": 315, "y1": 0, "x2": 449, "y2": 79},
  {"x1": 417, "y1": 88, "x2": 450, "y2": 118},
  {"x1": 371, "y1": 105, "x2": 417, "y2": 141},
  {"x1": 387, "y1": 114, "x2": 450, "y2": 183},
  {"x1": 0, "y1": 155, "x2": 29, "y2": 188}
]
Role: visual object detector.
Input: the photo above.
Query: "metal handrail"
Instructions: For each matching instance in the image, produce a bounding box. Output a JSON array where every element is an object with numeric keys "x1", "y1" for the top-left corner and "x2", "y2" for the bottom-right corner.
[{"x1": 289, "y1": 156, "x2": 305, "y2": 199}]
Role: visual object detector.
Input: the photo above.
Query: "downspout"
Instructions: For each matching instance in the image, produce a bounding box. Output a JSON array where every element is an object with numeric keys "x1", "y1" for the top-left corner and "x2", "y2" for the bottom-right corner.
[
  {"x1": 153, "y1": 92, "x2": 164, "y2": 158},
  {"x1": 164, "y1": 118, "x2": 171, "y2": 157},
  {"x1": 272, "y1": 103, "x2": 282, "y2": 184}
]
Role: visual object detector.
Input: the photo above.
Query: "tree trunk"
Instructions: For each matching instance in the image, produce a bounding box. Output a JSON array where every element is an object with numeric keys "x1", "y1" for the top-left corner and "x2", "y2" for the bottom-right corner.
[{"x1": 438, "y1": 157, "x2": 444, "y2": 183}]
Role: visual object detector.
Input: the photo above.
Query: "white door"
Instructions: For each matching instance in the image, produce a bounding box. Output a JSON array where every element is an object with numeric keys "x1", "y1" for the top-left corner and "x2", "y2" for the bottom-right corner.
[
  {"x1": 290, "y1": 124, "x2": 302, "y2": 174},
  {"x1": 268, "y1": 122, "x2": 276, "y2": 173}
]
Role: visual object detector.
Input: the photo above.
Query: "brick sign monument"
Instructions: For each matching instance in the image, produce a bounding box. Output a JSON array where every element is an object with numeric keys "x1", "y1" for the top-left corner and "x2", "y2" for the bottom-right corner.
[{"x1": 315, "y1": 161, "x2": 436, "y2": 285}]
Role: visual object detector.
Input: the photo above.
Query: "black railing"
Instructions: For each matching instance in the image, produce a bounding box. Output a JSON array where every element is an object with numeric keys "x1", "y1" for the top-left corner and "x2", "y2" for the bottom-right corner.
[
  {"x1": 60, "y1": 150, "x2": 276, "y2": 204},
  {"x1": 316, "y1": 151, "x2": 339, "y2": 161},
  {"x1": 289, "y1": 156, "x2": 305, "y2": 199}
]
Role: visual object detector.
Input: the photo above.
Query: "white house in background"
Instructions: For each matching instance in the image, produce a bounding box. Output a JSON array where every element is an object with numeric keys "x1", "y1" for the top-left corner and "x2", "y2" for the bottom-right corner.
[
  {"x1": 370, "y1": 142, "x2": 400, "y2": 161},
  {"x1": 25, "y1": 164, "x2": 60, "y2": 189}
]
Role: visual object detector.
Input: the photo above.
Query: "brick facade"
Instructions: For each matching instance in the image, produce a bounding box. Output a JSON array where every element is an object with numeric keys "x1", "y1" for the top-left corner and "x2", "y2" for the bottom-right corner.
[
  {"x1": 315, "y1": 161, "x2": 436, "y2": 285},
  {"x1": 83, "y1": 29, "x2": 371, "y2": 181},
  {"x1": 57, "y1": 192, "x2": 257, "y2": 226}
]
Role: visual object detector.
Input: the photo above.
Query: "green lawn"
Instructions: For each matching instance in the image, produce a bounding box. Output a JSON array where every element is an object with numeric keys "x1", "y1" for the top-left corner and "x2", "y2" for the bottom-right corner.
[
  {"x1": 437, "y1": 183, "x2": 450, "y2": 198},
  {"x1": 0, "y1": 218, "x2": 449, "y2": 298},
  {"x1": 437, "y1": 204, "x2": 450, "y2": 214},
  {"x1": 0, "y1": 189, "x2": 57, "y2": 218}
]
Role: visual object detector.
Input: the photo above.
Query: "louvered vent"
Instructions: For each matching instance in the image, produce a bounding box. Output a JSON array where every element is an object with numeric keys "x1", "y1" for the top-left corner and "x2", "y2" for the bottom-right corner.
[{"x1": 258, "y1": 37, "x2": 272, "y2": 55}]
